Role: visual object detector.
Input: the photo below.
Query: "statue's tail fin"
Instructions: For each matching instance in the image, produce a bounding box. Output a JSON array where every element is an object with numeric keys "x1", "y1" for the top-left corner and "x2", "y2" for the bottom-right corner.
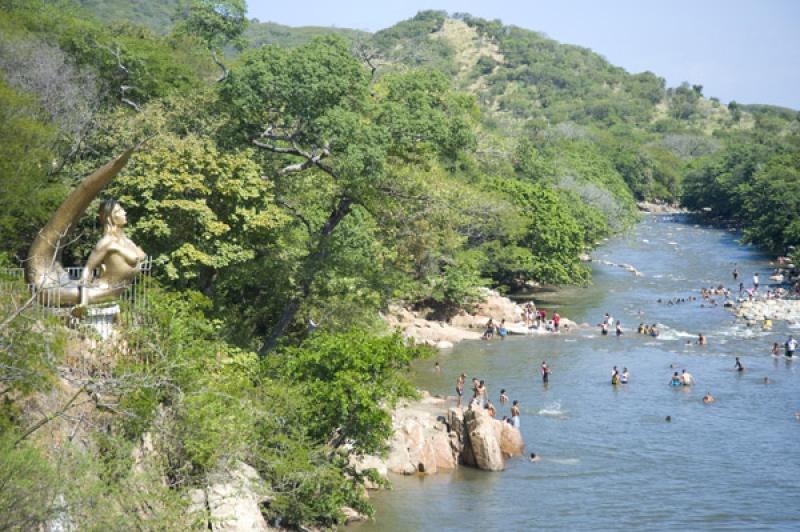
[{"x1": 25, "y1": 145, "x2": 140, "y2": 286}]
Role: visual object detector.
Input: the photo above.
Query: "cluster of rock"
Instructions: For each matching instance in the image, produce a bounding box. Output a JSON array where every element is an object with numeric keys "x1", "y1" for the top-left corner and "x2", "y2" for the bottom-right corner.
[
  {"x1": 735, "y1": 298, "x2": 800, "y2": 323},
  {"x1": 637, "y1": 201, "x2": 689, "y2": 214},
  {"x1": 356, "y1": 393, "x2": 524, "y2": 479},
  {"x1": 384, "y1": 288, "x2": 574, "y2": 348},
  {"x1": 591, "y1": 258, "x2": 644, "y2": 277}
]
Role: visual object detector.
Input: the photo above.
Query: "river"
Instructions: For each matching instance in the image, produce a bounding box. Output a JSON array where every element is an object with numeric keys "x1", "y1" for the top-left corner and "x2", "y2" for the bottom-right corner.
[{"x1": 354, "y1": 215, "x2": 800, "y2": 531}]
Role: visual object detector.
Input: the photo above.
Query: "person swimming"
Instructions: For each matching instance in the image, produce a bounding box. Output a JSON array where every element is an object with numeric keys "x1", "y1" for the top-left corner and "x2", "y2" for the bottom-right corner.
[
  {"x1": 703, "y1": 392, "x2": 715, "y2": 404},
  {"x1": 735, "y1": 357, "x2": 745, "y2": 372},
  {"x1": 670, "y1": 372, "x2": 681, "y2": 386},
  {"x1": 529, "y1": 452, "x2": 540, "y2": 463}
]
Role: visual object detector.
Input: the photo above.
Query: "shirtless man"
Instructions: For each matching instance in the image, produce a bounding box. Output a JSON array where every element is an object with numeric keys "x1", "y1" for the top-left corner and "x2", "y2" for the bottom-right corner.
[
  {"x1": 499, "y1": 389, "x2": 509, "y2": 405},
  {"x1": 703, "y1": 392, "x2": 715, "y2": 404},
  {"x1": 511, "y1": 400, "x2": 521, "y2": 429}
]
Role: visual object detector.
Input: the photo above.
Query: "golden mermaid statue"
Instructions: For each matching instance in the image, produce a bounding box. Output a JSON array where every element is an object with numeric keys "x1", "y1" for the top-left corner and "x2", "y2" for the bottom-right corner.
[{"x1": 24, "y1": 145, "x2": 146, "y2": 307}]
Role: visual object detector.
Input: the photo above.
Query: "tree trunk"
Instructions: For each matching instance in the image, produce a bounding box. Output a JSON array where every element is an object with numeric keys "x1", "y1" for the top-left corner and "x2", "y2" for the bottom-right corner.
[{"x1": 259, "y1": 196, "x2": 353, "y2": 355}]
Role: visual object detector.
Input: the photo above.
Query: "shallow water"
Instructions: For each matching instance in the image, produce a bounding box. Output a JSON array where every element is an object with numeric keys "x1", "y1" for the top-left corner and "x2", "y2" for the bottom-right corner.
[{"x1": 354, "y1": 215, "x2": 800, "y2": 531}]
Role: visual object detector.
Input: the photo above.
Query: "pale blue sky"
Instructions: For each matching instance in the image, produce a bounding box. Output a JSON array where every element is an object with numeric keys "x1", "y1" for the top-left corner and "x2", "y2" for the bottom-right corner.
[{"x1": 248, "y1": 0, "x2": 800, "y2": 110}]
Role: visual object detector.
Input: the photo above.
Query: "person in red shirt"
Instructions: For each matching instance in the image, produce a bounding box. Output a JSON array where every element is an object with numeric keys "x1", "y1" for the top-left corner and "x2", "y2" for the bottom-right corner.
[{"x1": 552, "y1": 312, "x2": 561, "y2": 331}]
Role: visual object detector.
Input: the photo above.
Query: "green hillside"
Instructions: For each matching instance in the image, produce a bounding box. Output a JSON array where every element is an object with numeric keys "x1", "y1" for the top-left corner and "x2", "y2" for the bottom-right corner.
[{"x1": 78, "y1": 0, "x2": 182, "y2": 33}]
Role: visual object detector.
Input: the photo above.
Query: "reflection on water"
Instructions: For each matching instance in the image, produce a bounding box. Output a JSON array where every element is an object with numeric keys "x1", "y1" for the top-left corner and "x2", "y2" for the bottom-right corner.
[{"x1": 354, "y1": 216, "x2": 800, "y2": 531}]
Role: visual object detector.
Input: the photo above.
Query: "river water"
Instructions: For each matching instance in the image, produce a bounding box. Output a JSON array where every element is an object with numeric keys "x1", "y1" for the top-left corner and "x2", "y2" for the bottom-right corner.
[{"x1": 354, "y1": 215, "x2": 800, "y2": 531}]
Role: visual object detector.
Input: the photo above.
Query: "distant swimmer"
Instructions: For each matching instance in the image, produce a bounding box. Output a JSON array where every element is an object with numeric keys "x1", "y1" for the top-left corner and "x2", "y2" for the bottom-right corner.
[
  {"x1": 670, "y1": 372, "x2": 681, "y2": 386},
  {"x1": 499, "y1": 389, "x2": 509, "y2": 405},
  {"x1": 735, "y1": 357, "x2": 745, "y2": 372},
  {"x1": 665, "y1": 415, "x2": 672, "y2": 422},
  {"x1": 697, "y1": 333, "x2": 706, "y2": 345},
  {"x1": 772, "y1": 343, "x2": 781, "y2": 356},
  {"x1": 529, "y1": 452, "x2": 540, "y2": 463},
  {"x1": 611, "y1": 366, "x2": 620, "y2": 385},
  {"x1": 616, "y1": 322, "x2": 623, "y2": 336},
  {"x1": 620, "y1": 367, "x2": 629, "y2": 384},
  {"x1": 681, "y1": 369, "x2": 694, "y2": 386},
  {"x1": 541, "y1": 361, "x2": 551, "y2": 384},
  {"x1": 762, "y1": 376, "x2": 771, "y2": 384},
  {"x1": 703, "y1": 392, "x2": 715, "y2": 404}
]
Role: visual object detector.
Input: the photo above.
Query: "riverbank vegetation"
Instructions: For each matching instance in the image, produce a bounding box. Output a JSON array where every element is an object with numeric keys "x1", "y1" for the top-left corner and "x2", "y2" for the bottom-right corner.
[{"x1": 1, "y1": 1, "x2": 797, "y2": 528}]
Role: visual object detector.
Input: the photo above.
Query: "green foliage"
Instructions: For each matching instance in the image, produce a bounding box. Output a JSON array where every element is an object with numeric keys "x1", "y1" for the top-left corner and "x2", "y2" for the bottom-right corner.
[
  {"x1": 0, "y1": 78, "x2": 66, "y2": 257},
  {"x1": 489, "y1": 178, "x2": 592, "y2": 285},
  {"x1": 176, "y1": 0, "x2": 248, "y2": 51},
  {"x1": 274, "y1": 329, "x2": 428, "y2": 454},
  {"x1": 109, "y1": 130, "x2": 286, "y2": 288},
  {"x1": 244, "y1": 20, "x2": 369, "y2": 49},
  {"x1": 0, "y1": 431, "x2": 61, "y2": 531}
]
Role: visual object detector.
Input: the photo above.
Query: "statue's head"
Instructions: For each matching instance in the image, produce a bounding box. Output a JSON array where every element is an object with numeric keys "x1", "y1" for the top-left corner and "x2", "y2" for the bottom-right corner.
[{"x1": 98, "y1": 199, "x2": 127, "y2": 231}]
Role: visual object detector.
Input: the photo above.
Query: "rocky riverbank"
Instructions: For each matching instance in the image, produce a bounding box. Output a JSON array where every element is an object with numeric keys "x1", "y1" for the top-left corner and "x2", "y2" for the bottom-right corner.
[
  {"x1": 384, "y1": 289, "x2": 577, "y2": 348},
  {"x1": 354, "y1": 392, "x2": 524, "y2": 482},
  {"x1": 734, "y1": 298, "x2": 800, "y2": 323},
  {"x1": 637, "y1": 201, "x2": 689, "y2": 214}
]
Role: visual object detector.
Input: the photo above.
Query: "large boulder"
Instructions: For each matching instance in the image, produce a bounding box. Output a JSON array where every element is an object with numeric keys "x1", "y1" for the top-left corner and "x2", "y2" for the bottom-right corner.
[
  {"x1": 463, "y1": 407, "x2": 504, "y2": 471},
  {"x1": 206, "y1": 462, "x2": 273, "y2": 531},
  {"x1": 498, "y1": 422, "x2": 525, "y2": 457}
]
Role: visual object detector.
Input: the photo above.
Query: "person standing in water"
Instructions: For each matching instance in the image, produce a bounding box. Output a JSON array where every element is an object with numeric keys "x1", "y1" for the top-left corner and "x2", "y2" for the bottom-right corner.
[
  {"x1": 611, "y1": 366, "x2": 620, "y2": 385},
  {"x1": 511, "y1": 400, "x2": 521, "y2": 429},
  {"x1": 500, "y1": 389, "x2": 509, "y2": 405},
  {"x1": 553, "y1": 311, "x2": 561, "y2": 332},
  {"x1": 733, "y1": 267, "x2": 739, "y2": 281},
  {"x1": 786, "y1": 335, "x2": 798, "y2": 358},
  {"x1": 620, "y1": 367, "x2": 629, "y2": 384},
  {"x1": 698, "y1": 334, "x2": 706, "y2": 345},
  {"x1": 735, "y1": 357, "x2": 745, "y2": 372},
  {"x1": 616, "y1": 322, "x2": 623, "y2": 336},
  {"x1": 456, "y1": 373, "x2": 466, "y2": 407},
  {"x1": 541, "y1": 361, "x2": 551, "y2": 384},
  {"x1": 753, "y1": 272, "x2": 760, "y2": 291},
  {"x1": 681, "y1": 369, "x2": 694, "y2": 386}
]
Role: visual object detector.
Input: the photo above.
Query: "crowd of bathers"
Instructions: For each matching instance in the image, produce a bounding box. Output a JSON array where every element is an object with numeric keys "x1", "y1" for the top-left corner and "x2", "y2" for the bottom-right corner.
[
  {"x1": 455, "y1": 373, "x2": 522, "y2": 428},
  {"x1": 481, "y1": 304, "x2": 564, "y2": 341},
  {"x1": 523, "y1": 303, "x2": 562, "y2": 332}
]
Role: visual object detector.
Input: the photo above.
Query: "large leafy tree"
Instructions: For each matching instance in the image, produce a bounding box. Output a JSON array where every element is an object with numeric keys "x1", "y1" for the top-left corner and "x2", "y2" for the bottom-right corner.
[
  {"x1": 220, "y1": 36, "x2": 477, "y2": 352},
  {"x1": 176, "y1": 0, "x2": 248, "y2": 81}
]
